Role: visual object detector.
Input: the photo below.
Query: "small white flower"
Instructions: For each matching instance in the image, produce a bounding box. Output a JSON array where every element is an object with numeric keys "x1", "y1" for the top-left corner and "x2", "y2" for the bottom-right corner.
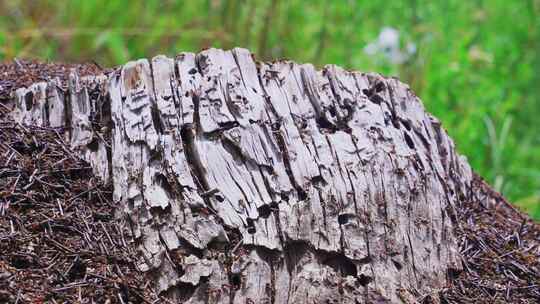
[
  {"x1": 364, "y1": 27, "x2": 416, "y2": 64},
  {"x1": 378, "y1": 27, "x2": 400, "y2": 52}
]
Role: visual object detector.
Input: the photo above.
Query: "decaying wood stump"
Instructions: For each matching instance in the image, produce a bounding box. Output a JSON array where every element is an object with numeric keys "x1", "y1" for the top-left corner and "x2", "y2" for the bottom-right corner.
[{"x1": 9, "y1": 48, "x2": 475, "y2": 303}]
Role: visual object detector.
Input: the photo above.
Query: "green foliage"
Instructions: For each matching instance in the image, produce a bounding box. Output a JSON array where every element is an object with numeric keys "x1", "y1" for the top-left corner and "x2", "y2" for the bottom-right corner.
[{"x1": 1, "y1": 0, "x2": 538, "y2": 219}]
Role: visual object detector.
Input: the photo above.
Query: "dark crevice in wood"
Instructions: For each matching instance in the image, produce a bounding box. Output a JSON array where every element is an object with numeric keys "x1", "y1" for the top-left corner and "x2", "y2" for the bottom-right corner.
[
  {"x1": 180, "y1": 123, "x2": 209, "y2": 192},
  {"x1": 357, "y1": 273, "x2": 373, "y2": 287},
  {"x1": 267, "y1": 112, "x2": 307, "y2": 201}
]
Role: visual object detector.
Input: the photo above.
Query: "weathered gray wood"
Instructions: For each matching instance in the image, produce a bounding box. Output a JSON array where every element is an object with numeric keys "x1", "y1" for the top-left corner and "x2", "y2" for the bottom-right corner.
[{"x1": 9, "y1": 48, "x2": 473, "y2": 303}]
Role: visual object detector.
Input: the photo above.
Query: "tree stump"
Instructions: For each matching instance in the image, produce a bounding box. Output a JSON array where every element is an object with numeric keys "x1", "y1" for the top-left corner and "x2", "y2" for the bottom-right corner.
[{"x1": 9, "y1": 48, "x2": 478, "y2": 303}]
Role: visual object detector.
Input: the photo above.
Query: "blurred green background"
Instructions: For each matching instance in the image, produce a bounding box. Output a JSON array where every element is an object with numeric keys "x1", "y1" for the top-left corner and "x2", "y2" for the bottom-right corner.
[{"x1": 1, "y1": 0, "x2": 539, "y2": 219}]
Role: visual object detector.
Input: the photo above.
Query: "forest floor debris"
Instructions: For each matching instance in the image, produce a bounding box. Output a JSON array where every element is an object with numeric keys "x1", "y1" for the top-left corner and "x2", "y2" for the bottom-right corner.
[
  {"x1": 438, "y1": 175, "x2": 540, "y2": 304},
  {"x1": 0, "y1": 107, "x2": 160, "y2": 302}
]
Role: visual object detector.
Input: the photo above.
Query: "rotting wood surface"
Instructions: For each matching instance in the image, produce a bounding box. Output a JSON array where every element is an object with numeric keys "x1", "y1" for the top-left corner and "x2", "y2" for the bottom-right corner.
[{"x1": 9, "y1": 48, "x2": 474, "y2": 303}]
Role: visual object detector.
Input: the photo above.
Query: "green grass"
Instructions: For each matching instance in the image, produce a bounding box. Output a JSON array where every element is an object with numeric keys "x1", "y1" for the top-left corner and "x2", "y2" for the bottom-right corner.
[{"x1": 1, "y1": 0, "x2": 538, "y2": 219}]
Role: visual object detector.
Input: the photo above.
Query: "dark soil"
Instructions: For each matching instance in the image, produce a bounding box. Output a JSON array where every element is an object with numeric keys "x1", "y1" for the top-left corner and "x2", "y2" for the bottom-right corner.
[{"x1": 0, "y1": 61, "x2": 538, "y2": 303}]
